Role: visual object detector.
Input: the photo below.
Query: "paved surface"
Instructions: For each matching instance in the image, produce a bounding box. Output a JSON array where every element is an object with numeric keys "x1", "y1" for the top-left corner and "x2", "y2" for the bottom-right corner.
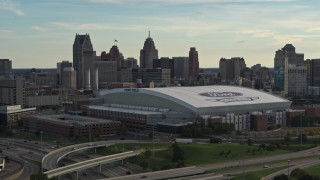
[
  {"x1": 45, "y1": 150, "x2": 143, "y2": 178},
  {"x1": 262, "y1": 159, "x2": 320, "y2": 180},
  {"x1": 100, "y1": 166, "x2": 206, "y2": 180},
  {"x1": 42, "y1": 140, "x2": 137, "y2": 171}
]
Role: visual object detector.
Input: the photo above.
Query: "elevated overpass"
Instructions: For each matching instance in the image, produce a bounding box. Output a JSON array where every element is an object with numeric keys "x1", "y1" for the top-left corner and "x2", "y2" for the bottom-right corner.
[
  {"x1": 45, "y1": 150, "x2": 143, "y2": 179},
  {"x1": 42, "y1": 140, "x2": 137, "y2": 171}
]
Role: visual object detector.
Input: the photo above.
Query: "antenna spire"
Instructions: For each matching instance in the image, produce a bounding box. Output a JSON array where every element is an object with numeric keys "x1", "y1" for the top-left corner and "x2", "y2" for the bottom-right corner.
[{"x1": 148, "y1": 31, "x2": 150, "y2": 38}]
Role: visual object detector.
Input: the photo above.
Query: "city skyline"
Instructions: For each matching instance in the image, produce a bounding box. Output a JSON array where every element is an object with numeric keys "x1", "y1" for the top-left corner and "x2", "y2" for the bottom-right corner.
[{"x1": 2, "y1": 0, "x2": 320, "y2": 68}]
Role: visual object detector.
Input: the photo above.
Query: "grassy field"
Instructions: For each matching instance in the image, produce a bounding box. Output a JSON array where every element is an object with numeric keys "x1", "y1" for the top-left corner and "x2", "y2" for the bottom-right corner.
[
  {"x1": 179, "y1": 144, "x2": 289, "y2": 166},
  {"x1": 112, "y1": 143, "x2": 296, "y2": 172},
  {"x1": 96, "y1": 143, "x2": 171, "y2": 156},
  {"x1": 231, "y1": 166, "x2": 286, "y2": 180},
  {"x1": 118, "y1": 142, "x2": 320, "y2": 173},
  {"x1": 305, "y1": 163, "x2": 320, "y2": 176}
]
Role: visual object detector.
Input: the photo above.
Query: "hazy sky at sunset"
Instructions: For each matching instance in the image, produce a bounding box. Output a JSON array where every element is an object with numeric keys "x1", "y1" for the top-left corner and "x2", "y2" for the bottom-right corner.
[{"x1": 1, "y1": 0, "x2": 320, "y2": 68}]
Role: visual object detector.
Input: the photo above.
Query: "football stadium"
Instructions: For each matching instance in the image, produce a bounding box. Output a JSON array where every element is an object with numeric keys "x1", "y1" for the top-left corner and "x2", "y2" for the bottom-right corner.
[{"x1": 88, "y1": 86, "x2": 291, "y2": 132}]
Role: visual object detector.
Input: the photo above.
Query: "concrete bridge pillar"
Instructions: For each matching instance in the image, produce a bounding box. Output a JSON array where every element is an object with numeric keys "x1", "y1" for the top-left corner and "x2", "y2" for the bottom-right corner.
[{"x1": 99, "y1": 163, "x2": 102, "y2": 173}]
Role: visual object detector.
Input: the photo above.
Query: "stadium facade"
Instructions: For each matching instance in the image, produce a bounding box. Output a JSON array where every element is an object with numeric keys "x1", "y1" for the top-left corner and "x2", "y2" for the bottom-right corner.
[{"x1": 88, "y1": 86, "x2": 291, "y2": 132}]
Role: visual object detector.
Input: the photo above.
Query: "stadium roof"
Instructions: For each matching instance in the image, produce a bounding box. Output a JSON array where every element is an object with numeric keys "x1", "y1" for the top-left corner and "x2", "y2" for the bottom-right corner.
[{"x1": 98, "y1": 86, "x2": 291, "y2": 115}]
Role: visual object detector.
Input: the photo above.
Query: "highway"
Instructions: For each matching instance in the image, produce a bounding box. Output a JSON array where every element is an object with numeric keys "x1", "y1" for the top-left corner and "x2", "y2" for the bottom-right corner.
[
  {"x1": 42, "y1": 140, "x2": 137, "y2": 171},
  {"x1": 98, "y1": 145, "x2": 320, "y2": 180},
  {"x1": 262, "y1": 159, "x2": 320, "y2": 180},
  {"x1": 100, "y1": 166, "x2": 206, "y2": 180},
  {"x1": 45, "y1": 150, "x2": 143, "y2": 178}
]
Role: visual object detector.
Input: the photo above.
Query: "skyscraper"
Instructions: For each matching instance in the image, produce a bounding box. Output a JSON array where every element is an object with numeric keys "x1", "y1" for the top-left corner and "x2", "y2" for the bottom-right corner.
[
  {"x1": 219, "y1": 57, "x2": 246, "y2": 83},
  {"x1": 0, "y1": 59, "x2": 12, "y2": 78},
  {"x1": 153, "y1": 57, "x2": 175, "y2": 79},
  {"x1": 57, "y1": 61, "x2": 72, "y2": 85},
  {"x1": 73, "y1": 34, "x2": 94, "y2": 89},
  {"x1": 124, "y1": 58, "x2": 138, "y2": 69},
  {"x1": 274, "y1": 44, "x2": 304, "y2": 69},
  {"x1": 274, "y1": 44, "x2": 305, "y2": 96},
  {"x1": 140, "y1": 32, "x2": 158, "y2": 69},
  {"x1": 104, "y1": 45, "x2": 124, "y2": 71},
  {"x1": 188, "y1": 47, "x2": 199, "y2": 79},
  {"x1": 62, "y1": 67, "x2": 76, "y2": 90},
  {"x1": 173, "y1": 57, "x2": 189, "y2": 80}
]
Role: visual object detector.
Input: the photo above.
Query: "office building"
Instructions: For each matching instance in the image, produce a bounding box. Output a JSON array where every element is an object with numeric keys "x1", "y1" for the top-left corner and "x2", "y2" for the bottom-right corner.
[
  {"x1": 0, "y1": 76, "x2": 25, "y2": 106},
  {"x1": 274, "y1": 44, "x2": 304, "y2": 69},
  {"x1": 189, "y1": 47, "x2": 199, "y2": 79},
  {"x1": 62, "y1": 67, "x2": 77, "y2": 90},
  {"x1": 140, "y1": 32, "x2": 158, "y2": 69},
  {"x1": 102, "y1": 45, "x2": 124, "y2": 71},
  {"x1": 308, "y1": 59, "x2": 320, "y2": 87},
  {"x1": 124, "y1": 58, "x2": 138, "y2": 69},
  {"x1": 121, "y1": 68, "x2": 170, "y2": 86},
  {"x1": 73, "y1": 34, "x2": 94, "y2": 89},
  {"x1": 173, "y1": 57, "x2": 189, "y2": 80},
  {"x1": 25, "y1": 95, "x2": 59, "y2": 108},
  {"x1": 153, "y1": 57, "x2": 175, "y2": 79},
  {"x1": 93, "y1": 61, "x2": 118, "y2": 88},
  {"x1": 219, "y1": 57, "x2": 246, "y2": 83},
  {"x1": 0, "y1": 59, "x2": 12, "y2": 78},
  {"x1": 287, "y1": 65, "x2": 307, "y2": 97},
  {"x1": 57, "y1": 61, "x2": 72, "y2": 85}
]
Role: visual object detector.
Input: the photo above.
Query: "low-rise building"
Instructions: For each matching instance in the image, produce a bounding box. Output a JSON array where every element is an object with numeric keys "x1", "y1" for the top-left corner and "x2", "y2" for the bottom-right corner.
[
  {"x1": 25, "y1": 95, "x2": 59, "y2": 108},
  {"x1": 23, "y1": 114, "x2": 120, "y2": 137},
  {"x1": 0, "y1": 105, "x2": 36, "y2": 127}
]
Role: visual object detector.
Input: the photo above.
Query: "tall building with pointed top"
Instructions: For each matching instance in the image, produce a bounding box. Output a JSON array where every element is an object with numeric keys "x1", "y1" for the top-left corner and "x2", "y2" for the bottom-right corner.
[
  {"x1": 188, "y1": 47, "x2": 199, "y2": 79},
  {"x1": 140, "y1": 32, "x2": 158, "y2": 69},
  {"x1": 73, "y1": 34, "x2": 94, "y2": 89}
]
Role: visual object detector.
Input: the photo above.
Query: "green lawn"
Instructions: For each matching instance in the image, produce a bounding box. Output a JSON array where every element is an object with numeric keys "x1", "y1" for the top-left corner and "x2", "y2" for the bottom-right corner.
[
  {"x1": 231, "y1": 166, "x2": 286, "y2": 180},
  {"x1": 179, "y1": 144, "x2": 289, "y2": 166},
  {"x1": 96, "y1": 143, "x2": 171, "y2": 156},
  {"x1": 305, "y1": 163, "x2": 320, "y2": 176}
]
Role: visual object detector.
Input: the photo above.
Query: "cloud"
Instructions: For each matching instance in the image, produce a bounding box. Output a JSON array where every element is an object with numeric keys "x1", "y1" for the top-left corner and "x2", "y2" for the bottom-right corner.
[
  {"x1": 0, "y1": 0, "x2": 24, "y2": 16},
  {"x1": 31, "y1": 25, "x2": 48, "y2": 32},
  {"x1": 228, "y1": 29, "x2": 276, "y2": 38},
  {"x1": 51, "y1": 17, "x2": 219, "y2": 37},
  {"x1": 51, "y1": 22, "x2": 144, "y2": 31},
  {"x1": 89, "y1": 0, "x2": 294, "y2": 5}
]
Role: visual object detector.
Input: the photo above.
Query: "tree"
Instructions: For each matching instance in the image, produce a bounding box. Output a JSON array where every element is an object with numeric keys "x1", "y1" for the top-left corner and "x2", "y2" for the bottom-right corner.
[
  {"x1": 4, "y1": 156, "x2": 9, "y2": 163},
  {"x1": 284, "y1": 136, "x2": 291, "y2": 142},
  {"x1": 148, "y1": 131, "x2": 153, "y2": 139},
  {"x1": 139, "y1": 160, "x2": 148, "y2": 171},
  {"x1": 144, "y1": 150, "x2": 151, "y2": 159},
  {"x1": 210, "y1": 137, "x2": 222, "y2": 144},
  {"x1": 30, "y1": 173, "x2": 58, "y2": 180},
  {"x1": 290, "y1": 168, "x2": 308, "y2": 179},
  {"x1": 172, "y1": 143, "x2": 185, "y2": 162},
  {"x1": 272, "y1": 174, "x2": 288, "y2": 180}
]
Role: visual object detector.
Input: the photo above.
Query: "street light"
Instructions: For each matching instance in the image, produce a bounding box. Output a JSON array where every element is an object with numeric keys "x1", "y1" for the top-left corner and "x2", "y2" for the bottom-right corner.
[
  {"x1": 287, "y1": 160, "x2": 291, "y2": 180},
  {"x1": 300, "y1": 112, "x2": 303, "y2": 145},
  {"x1": 242, "y1": 134, "x2": 246, "y2": 180},
  {"x1": 40, "y1": 131, "x2": 43, "y2": 173}
]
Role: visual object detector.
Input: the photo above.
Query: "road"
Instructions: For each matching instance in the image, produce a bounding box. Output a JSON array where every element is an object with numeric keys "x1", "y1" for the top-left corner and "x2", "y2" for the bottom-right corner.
[
  {"x1": 262, "y1": 159, "x2": 320, "y2": 180},
  {"x1": 45, "y1": 150, "x2": 143, "y2": 178},
  {"x1": 98, "y1": 145, "x2": 320, "y2": 180},
  {"x1": 100, "y1": 166, "x2": 206, "y2": 180},
  {"x1": 42, "y1": 140, "x2": 137, "y2": 171}
]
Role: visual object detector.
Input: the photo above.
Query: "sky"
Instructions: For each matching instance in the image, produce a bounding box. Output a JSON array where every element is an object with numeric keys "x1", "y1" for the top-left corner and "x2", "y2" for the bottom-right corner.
[{"x1": 1, "y1": 0, "x2": 320, "y2": 68}]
